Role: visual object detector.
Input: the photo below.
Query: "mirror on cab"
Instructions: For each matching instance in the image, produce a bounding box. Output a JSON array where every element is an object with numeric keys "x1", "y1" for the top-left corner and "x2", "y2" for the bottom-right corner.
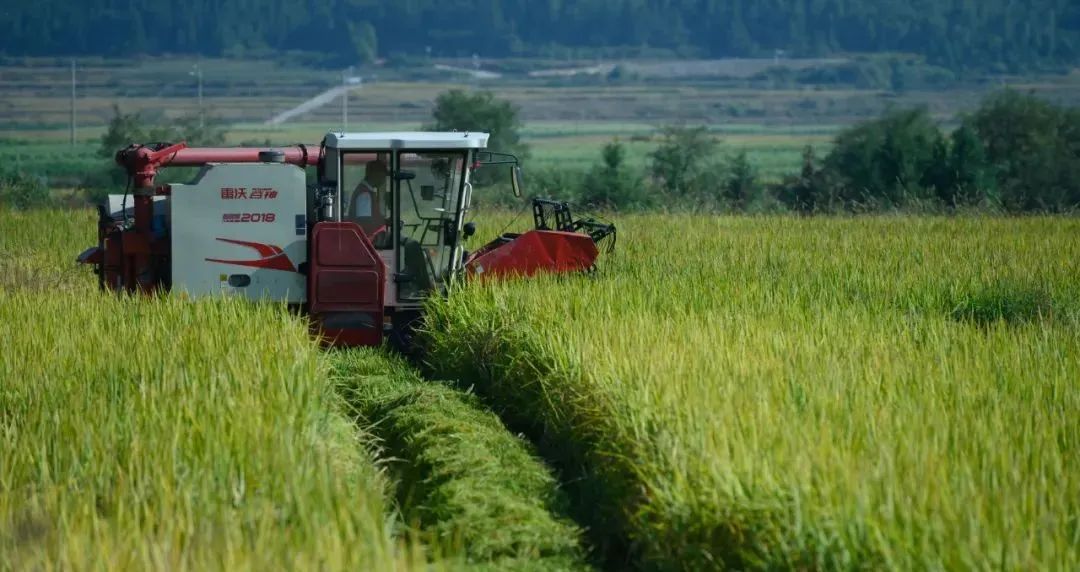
[{"x1": 511, "y1": 165, "x2": 524, "y2": 198}]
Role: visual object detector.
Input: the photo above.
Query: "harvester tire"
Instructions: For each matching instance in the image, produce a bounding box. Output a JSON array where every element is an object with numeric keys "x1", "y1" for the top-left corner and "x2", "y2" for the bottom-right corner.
[{"x1": 389, "y1": 310, "x2": 424, "y2": 357}]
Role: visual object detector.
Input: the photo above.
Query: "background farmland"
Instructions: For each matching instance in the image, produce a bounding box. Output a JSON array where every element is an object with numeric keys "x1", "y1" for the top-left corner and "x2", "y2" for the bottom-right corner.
[{"x1": 3, "y1": 55, "x2": 1080, "y2": 194}]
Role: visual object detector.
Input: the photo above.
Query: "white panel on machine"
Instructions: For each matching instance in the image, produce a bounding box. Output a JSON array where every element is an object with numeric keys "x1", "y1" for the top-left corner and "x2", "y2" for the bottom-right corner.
[{"x1": 171, "y1": 163, "x2": 308, "y2": 303}]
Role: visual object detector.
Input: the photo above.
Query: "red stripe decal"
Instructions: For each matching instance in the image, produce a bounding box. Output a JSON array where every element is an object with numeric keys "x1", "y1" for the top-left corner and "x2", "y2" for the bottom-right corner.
[{"x1": 206, "y1": 239, "x2": 297, "y2": 272}]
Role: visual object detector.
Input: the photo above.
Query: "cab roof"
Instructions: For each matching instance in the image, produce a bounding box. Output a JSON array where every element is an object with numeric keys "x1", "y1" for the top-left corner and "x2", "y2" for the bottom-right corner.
[{"x1": 324, "y1": 131, "x2": 490, "y2": 150}]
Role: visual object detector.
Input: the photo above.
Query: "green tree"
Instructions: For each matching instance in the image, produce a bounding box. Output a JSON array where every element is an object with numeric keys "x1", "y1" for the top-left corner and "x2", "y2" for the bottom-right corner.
[
  {"x1": 427, "y1": 90, "x2": 527, "y2": 158},
  {"x1": 98, "y1": 105, "x2": 171, "y2": 158},
  {"x1": 722, "y1": 151, "x2": 757, "y2": 209},
  {"x1": 937, "y1": 123, "x2": 996, "y2": 206},
  {"x1": 172, "y1": 112, "x2": 228, "y2": 147},
  {"x1": 775, "y1": 145, "x2": 834, "y2": 213},
  {"x1": 96, "y1": 105, "x2": 229, "y2": 189},
  {"x1": 0, "y1": 169, "x2": 50, "y2": 209},
  {"x1": 648, "y1": 126, "x2": 718, "y2": 198},
  {"x1": 3, "y1": 1, "x2": 1078, "y2": 72},
  {"x1": 347, "y1": 21, "x2": 378, "y2": 63},
  {"x1": 968, "y1": 91, "x2": 1080, "y2": 211},
  {"x1": 99, "y1": 105, "x2": 227, "y2": 159},
  {"x1": 777, "y1": 91, "x2": 1079, "y2": 213},
  {"x1": 580, "y1": 140, "x2": 646, "y2": 209},
  {"x1": 824, "y1": 108, "x2": 945, "y2": 207}
]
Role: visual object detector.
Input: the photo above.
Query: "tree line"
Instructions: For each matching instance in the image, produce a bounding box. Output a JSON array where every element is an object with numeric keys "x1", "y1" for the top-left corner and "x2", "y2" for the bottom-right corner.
[
  {"x1": 776, "y1": 94, "x2": 1080, "y2": 213},
  {"x1": 2, "y1": 1, "x2": 1078, "y2": 71},
  {"x1": 442, "y1": 90, "x2": 1080, "y2": 214}
]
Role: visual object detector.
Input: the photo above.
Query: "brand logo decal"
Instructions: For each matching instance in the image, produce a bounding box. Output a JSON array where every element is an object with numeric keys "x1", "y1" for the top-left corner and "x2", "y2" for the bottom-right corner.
[
  {"x1": 221, "y1": 187, "x2": 278, "y2": 200},
  {"x1": 206, "y1": 239, "x2": 297, "y2": 272}
]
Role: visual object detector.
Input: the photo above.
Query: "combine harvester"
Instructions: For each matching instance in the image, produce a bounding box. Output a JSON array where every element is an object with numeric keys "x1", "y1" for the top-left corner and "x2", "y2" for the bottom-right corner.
[{"x1": 77, "y1": 132, "x2": 614, "y2": 347}]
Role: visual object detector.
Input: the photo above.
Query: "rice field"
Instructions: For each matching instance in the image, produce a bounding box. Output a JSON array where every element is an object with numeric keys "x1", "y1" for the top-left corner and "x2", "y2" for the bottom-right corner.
[
  {"x1": 0, "y1": 208, "x2": 590, "y2": 570},
  {"x1": 3, "y1": 206, "x2": 1078, "y2": 570},
  {"x1": 426, "y1": 214, "x2": 1080, "y2": 569},
  {"x1": 0, "y1": 209, "x2": 411, "y2": 569}
]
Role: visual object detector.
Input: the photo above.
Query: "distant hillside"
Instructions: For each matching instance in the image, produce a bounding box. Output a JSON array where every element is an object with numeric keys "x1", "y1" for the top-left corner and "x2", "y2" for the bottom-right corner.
[{"x1": 2, "y1": 1, "x2": 1077, "y2": 72}]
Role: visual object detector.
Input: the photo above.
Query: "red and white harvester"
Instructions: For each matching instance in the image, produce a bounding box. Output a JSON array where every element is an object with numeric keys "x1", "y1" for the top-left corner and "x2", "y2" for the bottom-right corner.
[{"x1": 77, "y1": 132, "x2": 614, "y2": 347}]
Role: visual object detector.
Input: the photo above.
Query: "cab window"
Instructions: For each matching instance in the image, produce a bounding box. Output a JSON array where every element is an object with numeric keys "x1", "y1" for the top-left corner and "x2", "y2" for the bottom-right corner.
[
  {"x1": 341, "y1": 152, "x2": 392, "y2": 249},
  {"x1": 395, "y1": 151, "x2": 467, "y2": 301}
]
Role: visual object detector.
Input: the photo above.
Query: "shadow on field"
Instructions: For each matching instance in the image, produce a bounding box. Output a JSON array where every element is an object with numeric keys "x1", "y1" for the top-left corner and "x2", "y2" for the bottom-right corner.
[
  {"x1": 889, "y1": 278, "x2": 1075, "y2": 330},
  {"x1": 945, "y1": 283, "x2": 1058, "y2": 327}
]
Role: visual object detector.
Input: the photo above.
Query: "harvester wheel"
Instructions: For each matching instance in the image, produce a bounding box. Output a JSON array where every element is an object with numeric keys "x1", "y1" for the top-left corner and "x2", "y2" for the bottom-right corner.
[{"x1": 389, "y1": 310, "x2": 424, "y2": 356}]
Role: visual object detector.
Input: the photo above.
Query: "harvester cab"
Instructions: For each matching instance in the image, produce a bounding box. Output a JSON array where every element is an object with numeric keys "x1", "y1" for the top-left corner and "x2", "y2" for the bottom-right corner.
[{"x1": 78, "y1": 131, "x2": 614, "y2": 348}]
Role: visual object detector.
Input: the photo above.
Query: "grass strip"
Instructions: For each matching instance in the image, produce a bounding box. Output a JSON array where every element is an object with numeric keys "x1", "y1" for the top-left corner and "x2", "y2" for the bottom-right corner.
[{"x1": 331, "y1": 349, "x2": 590, "y2": 571}]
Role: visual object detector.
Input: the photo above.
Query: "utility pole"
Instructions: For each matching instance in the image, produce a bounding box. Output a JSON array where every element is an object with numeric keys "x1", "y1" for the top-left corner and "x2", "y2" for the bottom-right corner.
[
  {"x1": 342, "y1": 66, "x2": 354, "y2": 131},
  {"x1": 70, "y1": 60, "x2": 76, "y2": 146},
  {"x1": 190, "y1": 63, "x2": 203, "y2": 129}
]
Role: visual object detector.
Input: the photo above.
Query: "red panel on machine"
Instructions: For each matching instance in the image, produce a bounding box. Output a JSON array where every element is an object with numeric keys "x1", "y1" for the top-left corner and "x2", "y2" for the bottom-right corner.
[
  {"x1": 315, "y1": 270, "x2": 382, "y2": 305},
  {"x1": 308, "y1": 222, "x2": 386, "y2": 347},
  {"x1": 467, "y1": 230, "x2": 599, "y2": 278}
]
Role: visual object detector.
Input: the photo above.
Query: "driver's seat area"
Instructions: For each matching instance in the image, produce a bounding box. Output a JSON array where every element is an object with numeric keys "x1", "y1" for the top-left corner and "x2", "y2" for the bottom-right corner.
[{"x1": 399, "y1": 237, "x2": 434, "y2": 299}]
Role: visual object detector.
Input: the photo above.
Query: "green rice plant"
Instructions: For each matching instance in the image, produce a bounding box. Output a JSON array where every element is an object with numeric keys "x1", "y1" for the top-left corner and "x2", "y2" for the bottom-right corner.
[
  {"x1": 0, "y1": 207, "x2": 96, "y2": 293},
  {"x1": 946, "y1": 282, "x2": 1056, "y2": 326},
  {"x1": 331, "y1": 349, "x2": 589, "y2": 570},
  {"x1": 8, "y1": 204, "x2": 1078, "y2": 569},
  {"x1": 0, "y1": 208, "x2": 416, "y2": 570},
  {"x1": 427, "y1": 215, "x2": 1080, "y2": 570}
]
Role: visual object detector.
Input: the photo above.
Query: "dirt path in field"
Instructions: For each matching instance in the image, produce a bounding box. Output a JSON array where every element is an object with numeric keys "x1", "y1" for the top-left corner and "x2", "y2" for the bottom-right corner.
[
  {"x1": 433, "y1": 64, "x2": 502, "y2": 80},
  {"x1": 528, "y1": 64, "x2": 614, "y2": 78},
  {"x1": 265, "y1": 84, "x2": 359, "y2": 125}
]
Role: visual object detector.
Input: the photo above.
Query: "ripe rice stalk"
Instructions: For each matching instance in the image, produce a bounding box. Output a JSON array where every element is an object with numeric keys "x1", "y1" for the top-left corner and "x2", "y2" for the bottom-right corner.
[
  {"x1": 0, "y1": 208, "x2": 417, "y2": 570},
  {"x1": 426, "y1": 214, "x2": 1080, "y2": 570}
]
